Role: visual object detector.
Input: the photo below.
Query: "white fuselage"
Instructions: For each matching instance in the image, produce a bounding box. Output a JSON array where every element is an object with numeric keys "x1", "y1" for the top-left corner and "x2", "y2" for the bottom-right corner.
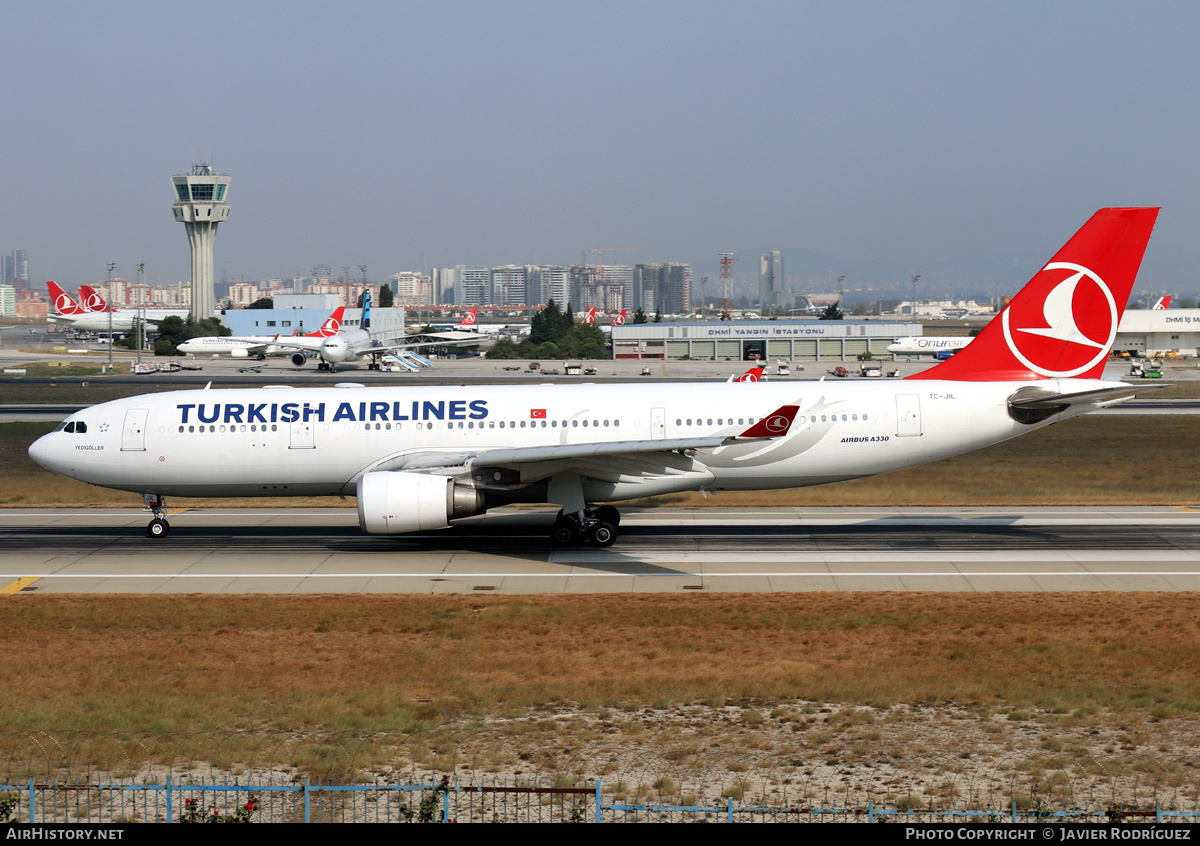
[
  {"x1": 177, "y1": 335, "x2": 325, "y2": 358},
  {"x1": 29, "y1": 378, "x2": 1104, "y2": 501},
  {"x1": 887, "y1": 337, "x2": 973, "y2": 355},
  {"x1": 51, "y1": 308, "x2": 196, "y2": 333}
]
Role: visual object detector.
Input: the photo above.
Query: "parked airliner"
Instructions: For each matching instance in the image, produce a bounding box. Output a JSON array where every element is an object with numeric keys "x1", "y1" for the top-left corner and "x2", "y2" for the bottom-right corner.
[
  {"x1": 30, "y1": 208, "x2": 1158, "y2": 547},
  {"x1": 177, "y1": 307, "x2": 345, "y2": 361},
  {"x1": 886, "y1": 336, "x2": 974, "y2": 358}
]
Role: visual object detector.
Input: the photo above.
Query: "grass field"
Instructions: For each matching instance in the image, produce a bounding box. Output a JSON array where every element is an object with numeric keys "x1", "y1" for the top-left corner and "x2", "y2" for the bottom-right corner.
[{"x1": 2, "y1": 592, "x2": 1198, "y2": 733}]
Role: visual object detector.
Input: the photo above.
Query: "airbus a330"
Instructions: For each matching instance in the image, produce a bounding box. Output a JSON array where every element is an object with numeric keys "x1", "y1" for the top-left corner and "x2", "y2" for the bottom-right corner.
[{"x1": 30, "y1": 208, "x2": 1158, "y2": 547}]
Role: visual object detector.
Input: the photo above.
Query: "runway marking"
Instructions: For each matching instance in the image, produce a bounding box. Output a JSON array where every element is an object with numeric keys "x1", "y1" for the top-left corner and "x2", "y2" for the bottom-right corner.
[
  {"x1": 1173, "y1": 506, "x2": 1198, "y2": 512},
  {"x1": 9, "y1": 571, "x2": 1200, "y2": 579},
  {"x1": 166, "y1": 508, "x2": 191, "y2": 516},
  {"x1": 0, "y1": 577, "x2": 40, "y2": 594}
]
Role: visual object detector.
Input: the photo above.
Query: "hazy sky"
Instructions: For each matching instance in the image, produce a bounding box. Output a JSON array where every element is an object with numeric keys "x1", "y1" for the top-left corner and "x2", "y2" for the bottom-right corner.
[{"x1": 3, "y1": 0, "x2": 1199, "y2": 291}]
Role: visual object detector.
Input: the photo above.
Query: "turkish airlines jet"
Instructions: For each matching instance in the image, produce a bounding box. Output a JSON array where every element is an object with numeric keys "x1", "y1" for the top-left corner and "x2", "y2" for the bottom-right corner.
[
  {"x1": 448, "y1": 307, "x2": 508, "y2": 335},
  {"x1": 177, "y1": 307, "x2": 346, "y2": 362},
  {"x1": 582, "y1": 306, "x2": 597, "y2": 324},
  {"x1": 46, "y1": 282, "x2": 192, "y2": 332},
  {"x1": 1152, "y1": 295, "x2": 1172, "y2": 309},
  {"x1": 597, "y1": 309, "x2": 627, "y2": 334},
  {"x1": 30, "y1": 208, "x2": 1158, "y2": 547},
  {"x1": 77, "y1": 285, "x2": 195, "y2": 324}
]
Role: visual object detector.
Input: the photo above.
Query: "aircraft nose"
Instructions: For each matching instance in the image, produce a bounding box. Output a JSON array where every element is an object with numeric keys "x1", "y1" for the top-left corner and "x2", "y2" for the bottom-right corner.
[{"x1": 28, "y1": 433, "x2": 51, "y2": 470}]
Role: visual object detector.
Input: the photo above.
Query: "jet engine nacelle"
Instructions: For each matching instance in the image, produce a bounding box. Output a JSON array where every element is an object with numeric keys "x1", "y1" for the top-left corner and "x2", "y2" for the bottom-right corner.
[
  {"x1": 291, "y1": 353, "x2": 308, "y2": 367},
  {"x1": 356, "y1": 471, "x2": 484, "y2": 534},
  {"x1": 231, "y1": 348, "x2": 249, "y2": 358}
]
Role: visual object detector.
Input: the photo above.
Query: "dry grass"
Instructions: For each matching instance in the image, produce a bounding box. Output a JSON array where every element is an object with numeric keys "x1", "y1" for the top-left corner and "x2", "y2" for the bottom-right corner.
[{"x1": 2, "y1": 593, "x2": 1199, "y2": 733}]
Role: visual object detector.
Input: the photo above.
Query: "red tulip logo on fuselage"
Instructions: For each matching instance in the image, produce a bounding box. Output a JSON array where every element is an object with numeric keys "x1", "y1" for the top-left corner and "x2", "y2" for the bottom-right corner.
[
  {"x1": 1001, "y1": 262, "x2": 1117, "y2": 378},
  {"x1": 765, "y1": 415, "x2": 790, "y2": 433}
]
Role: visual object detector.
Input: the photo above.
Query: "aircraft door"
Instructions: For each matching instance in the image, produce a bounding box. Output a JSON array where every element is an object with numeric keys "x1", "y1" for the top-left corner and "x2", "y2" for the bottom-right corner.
[
  {"x1": 895, "y1": 394, "x2": 922, "y2": 437},
  {"x1": 651, "y1": 407, "x2": 666, "y2": 439},
  {"x1": 289, "y1": 419, "x2": 315, "y2": 449},
  {"x1": 121, "y1": 408, "x2": 149, "y2": 451}
]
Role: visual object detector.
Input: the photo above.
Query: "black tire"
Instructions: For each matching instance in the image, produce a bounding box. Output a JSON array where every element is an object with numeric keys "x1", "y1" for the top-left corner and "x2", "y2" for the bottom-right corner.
[
  {"x1": 551, "y1": 518, "x2": 579, "y2": 546},
  {"x1": 595, "y1": 505, "x2": 620, "y2": 527},
  {"x1": 147, "y1": 518, "x2": 170, "y2": 539},
  {"x1": 589, "y1": 520, "x2": 617, "y2": 548}
]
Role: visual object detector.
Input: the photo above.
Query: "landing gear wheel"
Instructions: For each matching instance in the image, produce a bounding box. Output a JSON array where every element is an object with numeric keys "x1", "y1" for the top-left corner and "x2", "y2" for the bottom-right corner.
[
  {"x1": 551, "y1": 517, "x2": 580, "y2": 546},
  {"x1": 589, "y1": 520, "x2": 617, "y2": 548},
  {"x1": 147, "y1": 518, "x2": 170, "y2": 538},
  {"x1": 595, "y1": 505, "x2": 620, "y2": 527}
]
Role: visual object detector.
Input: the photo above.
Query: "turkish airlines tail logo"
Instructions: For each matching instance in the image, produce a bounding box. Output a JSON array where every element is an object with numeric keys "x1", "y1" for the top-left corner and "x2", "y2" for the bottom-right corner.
[
  {"x1": 907, "y1": 207, "x2": 1159, "y2": 382},
  {"x1": 456, "y1": 308, "x2": 477, "y2": 328},
  {"x1": 1152, "y1": 295, "x2": 1172, "y2": 310},
  {"x1": 612, "y1": 309, "x2": 626, "y2": 327},
  {"x1": 584, "y1": 306, "x2": 597, "y2": 325},
  {"x1": 47, "y1": 282, "x2": 85, "y2": 315},
  {"x1": 311, "y1": 307, "x2": 344, "y2": 337},
  {"x1": 735, "y1": 367, "x2": 764, "y2": 382},
  {"x1": 78, "y1": 285, "x2": 113, "y2": 312}
]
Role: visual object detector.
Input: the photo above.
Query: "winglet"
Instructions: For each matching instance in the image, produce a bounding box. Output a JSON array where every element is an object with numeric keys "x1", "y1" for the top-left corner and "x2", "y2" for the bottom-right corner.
[{"x1": 737, "y1": 405, "x2": 799, "y2": 439}]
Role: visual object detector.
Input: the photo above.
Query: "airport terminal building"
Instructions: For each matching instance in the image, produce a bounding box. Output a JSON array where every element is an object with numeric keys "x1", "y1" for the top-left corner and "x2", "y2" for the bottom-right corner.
[
  {"x1": 1115, "y1": 309, "x2": 1200, "y2": 357},
  {"x1": 611, "y1": 320, "x2": 920, "y2": 361}
]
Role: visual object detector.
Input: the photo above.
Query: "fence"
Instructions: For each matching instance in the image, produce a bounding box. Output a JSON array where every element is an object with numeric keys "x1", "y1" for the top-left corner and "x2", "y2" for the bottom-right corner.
[
  {"x1": 4, "y1": 777, "x2": 1200, "y2": 823},
  {"x1": 3, "y1": 729, "x2": 1200, "y2": 823}
]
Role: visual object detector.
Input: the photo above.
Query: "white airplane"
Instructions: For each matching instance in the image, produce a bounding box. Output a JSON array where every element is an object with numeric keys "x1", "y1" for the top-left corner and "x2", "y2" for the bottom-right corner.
[
  {"x1": 78, "y1": 285, "x2": 196, "y2": 324},
  {"x1": 886, "y1": 336, "x2": 974, "y2": 359},
  {"x1": 451, "y1": 308, "x2": 511, "y2": 335},
  {"x1": 597, "y1": 309, "x2": 627, "y2": 334},
  {"x1": 251, "y1": 293, "x2": 472, "y2": 371},
  {"x1": 46, "y1": 282, "x2": 200, "y2": 333},
  {"x1": 30, "y1": 207, "x2": 1158, "y2": 548},
  {"x1": 177, "y1": 307, "x2": 345, "y2": 362}
]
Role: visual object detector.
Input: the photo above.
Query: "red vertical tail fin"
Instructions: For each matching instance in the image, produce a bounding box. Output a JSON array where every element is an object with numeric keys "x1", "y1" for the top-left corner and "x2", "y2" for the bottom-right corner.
[
  {"x1": 47, "y1": 282, "x2": 85, "y2": 315},
  {"x1": 907, "y1": 207, "x2": 1159, "y2": 382},
  {"x1": 309, "y1": 306, "x2": 345, "y2": 337},
  {"x1": 77, "y1": 285, "x2": 114, "y2": 312}
]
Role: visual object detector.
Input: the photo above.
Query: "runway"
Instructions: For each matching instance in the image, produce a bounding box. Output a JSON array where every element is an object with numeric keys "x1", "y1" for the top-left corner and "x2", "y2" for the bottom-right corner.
[{"x1": 2, "y1": 506, "x2": 1199, "y2": 594}]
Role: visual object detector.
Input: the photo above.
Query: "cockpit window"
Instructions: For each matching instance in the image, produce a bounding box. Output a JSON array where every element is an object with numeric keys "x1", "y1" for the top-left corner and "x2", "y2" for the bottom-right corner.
[
  {"x1": 61, "y1": 421, "x2": 87, "y2": 434},
  {"x1": 54, "y1": 421, "x2": 68, "y2": 432},
  {"x1": 75, "y1": 422, "x2": 87, "y2": 434}
]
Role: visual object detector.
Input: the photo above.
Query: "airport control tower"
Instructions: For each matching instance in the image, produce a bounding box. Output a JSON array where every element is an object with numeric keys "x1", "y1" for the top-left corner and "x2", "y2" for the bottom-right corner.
[{"x1": 171, "y1": 163, "x2": 230, "y2": 320}]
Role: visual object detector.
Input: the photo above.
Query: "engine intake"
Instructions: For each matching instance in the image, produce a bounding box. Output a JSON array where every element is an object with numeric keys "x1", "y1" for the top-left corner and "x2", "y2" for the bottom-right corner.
[
  {"x1": 291, "y1": 353, "x2": 308, "y2": 367},
  {"x1": 356, "y1": 471, "x2": 484, "y2": 534}
]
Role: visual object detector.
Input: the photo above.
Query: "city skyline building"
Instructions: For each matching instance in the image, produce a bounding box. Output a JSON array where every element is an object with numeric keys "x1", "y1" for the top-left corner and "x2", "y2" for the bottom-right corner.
[
  {"x1": 760, "y1": 250, "x2": 784, "y2": 310},
  {"x1": 171, "y1": 162, "x2": 231, "y2": 321}
]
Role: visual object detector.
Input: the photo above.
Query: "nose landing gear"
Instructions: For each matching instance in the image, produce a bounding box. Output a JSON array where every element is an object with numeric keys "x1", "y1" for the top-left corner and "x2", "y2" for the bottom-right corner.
[{"x1": 143, "y1": 493, "x2": 170, "y2": 538}]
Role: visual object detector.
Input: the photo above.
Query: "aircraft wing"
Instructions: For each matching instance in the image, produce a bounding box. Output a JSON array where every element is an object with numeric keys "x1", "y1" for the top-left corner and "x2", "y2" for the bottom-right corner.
[
  {"x1": 364, "y1": 405, "x2": 801, "y2": 481},
  {"x1": 369, "y1": 337, "x2": 480, "y2": 353}
]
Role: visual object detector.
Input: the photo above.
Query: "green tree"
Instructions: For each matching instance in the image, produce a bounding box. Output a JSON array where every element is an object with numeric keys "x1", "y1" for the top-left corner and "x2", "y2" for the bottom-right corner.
[
  {"x1": 819, "y1": 302, "x2": 845, "y2": 320},
  {"x1": 485, "y1": 337, "x2": 521, "y2": 359},
  {"x1": 633, "y1": 307, "x2": 648, "y2": 324},
  {"x1": 530, "y1": 299, "x2": 567, "y2": 345},
  {"x1": 245, "y1": 298, "x2": 273, "y2": 310},
  {"x1": 535, "y1": 341, "x2": 560, "y2": 359},
  {"x1": 378, "y1": 285, "x2": 394, "y2": 308}
]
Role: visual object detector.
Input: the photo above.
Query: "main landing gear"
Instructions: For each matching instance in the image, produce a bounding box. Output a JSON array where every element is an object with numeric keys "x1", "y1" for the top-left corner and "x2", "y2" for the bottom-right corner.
[
  {"x1": 551, "y1": 505, "x2": 621, "y2": 548},
  {"x1": 143, "y1": 493, "x2": 170, "y2": 538}
]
